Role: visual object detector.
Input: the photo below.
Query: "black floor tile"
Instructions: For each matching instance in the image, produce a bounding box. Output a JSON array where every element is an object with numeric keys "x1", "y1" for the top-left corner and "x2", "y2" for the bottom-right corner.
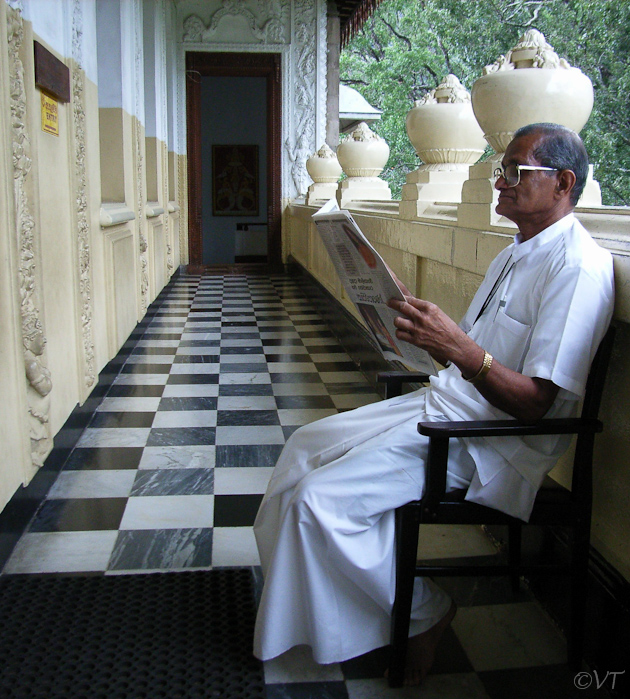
[
  {"x1": 131, "y1": 347, "x2": 178, "y2": 356},
  {"x1": 215, "y1": 445, "x2": 284, "y2": 469},
  {"x1": 266, "y1": 682, "x2": 348, "y2": 699},
  {"x1": 29, "y1": 498, "x2": 128, "y2": 532},
  {"x1": 213, "y1": 494, "x2": 264, "y2": 527},
  {"x1": 219, "y1": 362, "x2": 269, "y2": 373},
  {"x1": 106, "y1": 384, "x2": 165, "y2": 398},
  {"x1": 121, "y1": 364, "x2": 171, "y2": 374},
  {"x1": 478, "y1": 665, "x2": 610, "y2": 699},
  {"x1": 274, "y1": 395, "x2": 336, "y2": 409},
  {"x1": 217, "y1": 410, "x2": 280, "y2": 426},
  {"x1": 89, "y1": 412, "x2": 155, "y2": 429},
  {"x1": 157, "y1": 397, "x2": 218, "y2": 411},
  {"x1": 108, "y1": 528, "x2": 214, "y2": 570},
  {"x1": 146, "y1": 427, "x2": 216, "y2": 446},
  {"x1": 131, "y1": 469, "x2": 214, "y2": 496},
  {"x1": 167, "y1": 374, "x2": 219, "y2": 385},
  {"x1": 270, "y1": 373, "x2": 323, "y2": 383},
  {"x1": 173, "y1": 354, "x2": 220, "y2": 363},
  {"x1": 218, "y1": 384, "x2": 274, "y2": 397},
  {"x1": 64, "y1": 447, "x2": 144, "y2": 470}
]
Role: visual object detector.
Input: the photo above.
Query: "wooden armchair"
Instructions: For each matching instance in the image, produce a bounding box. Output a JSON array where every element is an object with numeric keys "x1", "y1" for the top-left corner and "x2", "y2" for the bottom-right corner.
[{"x1": 377, "y1": 325, "x2": 616, "y2": 688}]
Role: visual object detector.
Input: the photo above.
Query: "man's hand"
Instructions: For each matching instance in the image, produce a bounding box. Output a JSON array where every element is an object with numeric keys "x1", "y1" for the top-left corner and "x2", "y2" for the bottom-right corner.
[
  {"x1": 387, "y1": 296, "x2": 477, "y2": 369},
  {"x1": 387, "y1": 295, "x2": 559, "y2": 422}
]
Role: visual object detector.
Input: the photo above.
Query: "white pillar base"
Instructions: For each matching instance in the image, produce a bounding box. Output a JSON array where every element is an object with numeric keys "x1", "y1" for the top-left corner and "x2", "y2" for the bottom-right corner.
[
  {"x1": 336, "y1": 177, "x2": 392, "y2": 208},
  {"x1": 306, "y1": 182, "x2": 339, "y2": 206},
  {"x1": 399, "y1": 166, "x2": 470, "y2": 220}
]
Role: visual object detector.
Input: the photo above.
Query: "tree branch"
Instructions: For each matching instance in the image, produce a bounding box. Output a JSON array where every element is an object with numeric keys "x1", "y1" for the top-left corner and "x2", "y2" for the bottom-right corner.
[{"x1": 379, "y1": 17, "x2": 412, "y2": 51}]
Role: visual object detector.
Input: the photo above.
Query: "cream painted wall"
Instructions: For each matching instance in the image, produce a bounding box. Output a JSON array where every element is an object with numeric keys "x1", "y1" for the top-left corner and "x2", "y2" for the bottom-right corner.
[{"x1": 288, "y1": 202, "x2": 630, "y2": 583}]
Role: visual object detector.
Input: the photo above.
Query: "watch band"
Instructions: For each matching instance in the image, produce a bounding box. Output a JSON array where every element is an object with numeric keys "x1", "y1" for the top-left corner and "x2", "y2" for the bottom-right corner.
[{"x1": 466, "y1": 351, "x2": 493, "y2": 384}]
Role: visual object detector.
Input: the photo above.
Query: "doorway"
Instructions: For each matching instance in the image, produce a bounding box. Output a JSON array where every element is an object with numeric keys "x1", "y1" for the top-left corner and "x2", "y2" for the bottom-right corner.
[{"x1": 186, "y1": 52, "x2": 282, "y2": 269}]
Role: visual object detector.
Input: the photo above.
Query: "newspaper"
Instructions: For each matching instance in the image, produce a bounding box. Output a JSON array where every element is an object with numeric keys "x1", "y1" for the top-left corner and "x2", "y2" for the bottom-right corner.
[{"x1": 312, "y1": 199, "x2": 437, "y2": 375}]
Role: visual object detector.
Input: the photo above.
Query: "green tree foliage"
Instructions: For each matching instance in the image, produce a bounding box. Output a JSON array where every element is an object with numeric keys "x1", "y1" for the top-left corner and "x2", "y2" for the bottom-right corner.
[{"x1": 340, "y1": 0, "x2": 630, "y2": 205}]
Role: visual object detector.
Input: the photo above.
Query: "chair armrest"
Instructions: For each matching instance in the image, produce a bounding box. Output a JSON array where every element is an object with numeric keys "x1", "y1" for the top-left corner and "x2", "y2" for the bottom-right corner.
[
  {"x1": 418, "y1": 417, "x2": 603, "y2": 439},
  {"x1": 377, "y1": 371, "x2": 431, "y2": 399}
]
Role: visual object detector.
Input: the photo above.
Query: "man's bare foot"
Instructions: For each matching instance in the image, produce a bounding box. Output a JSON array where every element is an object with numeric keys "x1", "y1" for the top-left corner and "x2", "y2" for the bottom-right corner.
[{"x1": 386, "y1": 601, "x2": 457, "y2": 686}]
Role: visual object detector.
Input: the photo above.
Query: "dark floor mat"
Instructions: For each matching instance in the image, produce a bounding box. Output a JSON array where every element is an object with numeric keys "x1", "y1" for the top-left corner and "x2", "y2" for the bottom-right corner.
[{"x1": 0, "y1": 569, "x2": 265, "y2": 698}]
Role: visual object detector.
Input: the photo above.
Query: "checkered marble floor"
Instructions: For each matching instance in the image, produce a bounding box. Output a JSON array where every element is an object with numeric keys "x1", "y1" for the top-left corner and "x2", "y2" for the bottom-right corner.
[{"x1": 2, "y1": 272, "x2": 604, "y2": 699}]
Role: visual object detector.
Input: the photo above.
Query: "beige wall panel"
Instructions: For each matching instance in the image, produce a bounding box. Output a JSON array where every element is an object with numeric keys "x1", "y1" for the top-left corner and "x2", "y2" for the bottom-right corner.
[
  {"x1": 99, "y1": 108, "x2": 125, "y2": 202},
  {"x1": 145, "y1": 136, "x2": 159, "y2": 204},
  {"x1": 170, "y1": 213, "x2": 180, "y2": 270},
  {"x1": 111, "y1": 231, "x2": 138, "y2": 349},
  {"x1": 152, "y1": 222, "x2": 166, "y2": 296}
]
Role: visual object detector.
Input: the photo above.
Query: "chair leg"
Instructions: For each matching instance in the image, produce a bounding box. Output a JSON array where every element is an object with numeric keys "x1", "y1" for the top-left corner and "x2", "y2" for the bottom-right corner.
[
  {"x1": 508, "y1": 523, "x2": 522, "y2": 594},
  {"x1": 568, "y1": 518, "x2": 590, "y2": 669},
  {"x1": 388, "y1": 505, "x2": 421, "y2": 688}
]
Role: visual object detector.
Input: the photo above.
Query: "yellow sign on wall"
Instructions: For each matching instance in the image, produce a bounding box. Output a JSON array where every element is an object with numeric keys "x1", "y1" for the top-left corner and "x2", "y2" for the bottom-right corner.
[{"x1": 41, "y1": 92, "x2": 59, "y2": 136}]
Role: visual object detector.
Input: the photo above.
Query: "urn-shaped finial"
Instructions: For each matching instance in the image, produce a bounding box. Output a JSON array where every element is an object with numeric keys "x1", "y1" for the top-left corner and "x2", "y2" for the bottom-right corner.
[
  {"x1": 337, "y1": 122, "x2": 390, "y2": 178},
  {"x1": 471, "y1": 30, "x2": 594, "y2": 154},
  {"x1": 306, "y1": 144, "x2": 342, "y2": 183},
  {"x1": 406, "y1": 74, "x2": 486, "y2": 168}
]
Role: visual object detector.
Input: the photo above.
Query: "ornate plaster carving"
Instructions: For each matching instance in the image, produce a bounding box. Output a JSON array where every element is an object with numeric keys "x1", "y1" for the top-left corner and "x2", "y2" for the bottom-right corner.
[
  {"x1": 418, "y1": 74, "x2": 471, "y2": 105},
  {"x1": 183, "y1": 1, "x2": 290, "y2": 44},
  {"x1": 71, "y1": 0, "x2": 96, "y2": 389},
  {"x1": 135, "y1": 0, "x2": 149, "y2": 311},
  {"x1": 483, "y1": 29, "x2": 571, "y2": 74},
  {"x1": 285, "y1": 0, "x2": 317, "y2": 197},
  {"x1": 7, "y1": 6, "x2": 53, "y2": 467}
]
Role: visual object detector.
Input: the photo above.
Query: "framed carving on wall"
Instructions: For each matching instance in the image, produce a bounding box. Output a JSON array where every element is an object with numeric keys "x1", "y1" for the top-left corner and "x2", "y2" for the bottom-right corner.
[{"x1": 212, "y1": 144, "x2": 259, "y2": 216}]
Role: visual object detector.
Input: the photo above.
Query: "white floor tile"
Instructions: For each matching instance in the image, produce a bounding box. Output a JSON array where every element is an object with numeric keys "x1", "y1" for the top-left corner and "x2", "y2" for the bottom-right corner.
[
  {"x1": 113, "y1": 374, "x2": 169, "y2": 385},
  {"x1": 219, "y1": 373, "x2": 271, "y2": 385},
  {"x1": 217, "y1": 396, "x2": 277, "y2": 410},
  {"x1": 151, "y1": 410, "x2": 217, "y2": 428},
  {"x1": 214, "y1": 467, "x2": 274, "y2": 494},
  {"x1": 139, "y1": 445, "x2": 216, "y2": 470},
  {"x1": 452, "y1": 602, "x2": 567, "y2": 671},
  {"x1": 278, "y1": 408, "x2": 338, "y2": 425},
  {"x1": 215, "y1": 426, "x2": 285, "y2": 445},
  {"x1": 272, "y1": 383, "x2": 329, "y2": 396},
  {"x1": 119, "y1": 495, "x2": 214, "y2": 530},
  {"x1": 264, "y1": 646, "x2": 344, "y2": 684},
  {"x1": 267, "y1": 362, "x2": 317, "y2": 373},
  {"x1": 4, "y1": 531, "x2": 118, "y2": 574},
  {"x1": 76, "y1": 428, "x2": 151, "y2": 448},
  {"x1": 48, "y1": 470, "x2": 136, "y2": 499},
  {"x1": 162, "y1": 384, "x2": 220, "y2": 398},
  {"x1": 212, "y1": 527, "x2": 260, "y2": 566},
  {"x1": 97, "y1": 397, "x2": 162, "y2": 412},
  {"x1": 169, "y1": 363, "x2": 220, "y2": 374}
]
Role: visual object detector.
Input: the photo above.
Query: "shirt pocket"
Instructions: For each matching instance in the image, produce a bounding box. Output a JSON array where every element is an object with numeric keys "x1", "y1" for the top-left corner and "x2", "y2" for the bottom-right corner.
[{"x1": 486, "y1": 309, "x2": 531, "y2": 371}]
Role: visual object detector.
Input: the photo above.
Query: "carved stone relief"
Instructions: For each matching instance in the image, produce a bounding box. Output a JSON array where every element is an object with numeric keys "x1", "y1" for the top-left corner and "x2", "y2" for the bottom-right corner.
[
  {"x1": 183, "y1": 1, "x2": 290, "y2": 44},
  {"x1": 71, "y1": 0, "x2": 96, "y2": 389},
  {"x1": 7, "y1": 6, "x2": 52, "y2": 467},
  {"x1": 135, "y1": 0, "x2": 149, "y2": 311},
  {"x1": 285, "y1": 0, "x2": 318, "y2": 198}
]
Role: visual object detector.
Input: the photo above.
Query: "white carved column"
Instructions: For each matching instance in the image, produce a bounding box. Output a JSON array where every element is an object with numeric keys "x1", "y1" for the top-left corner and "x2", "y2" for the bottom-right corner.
[
  {"x1": 460, "y1": 30, "x2": 598, "y2": 229},
  {"x1": 7, "y1": 6, "x2": 53, "y2": 473},
  {"x1": 336, "y1": 122, "x2": 391, "y2": 207},
  {"x1": 305, "y1": 143, "x2": 342, "y2": 204},
  {"x1": 400, "y1": 75, "x2": 485, "y2": 220}
]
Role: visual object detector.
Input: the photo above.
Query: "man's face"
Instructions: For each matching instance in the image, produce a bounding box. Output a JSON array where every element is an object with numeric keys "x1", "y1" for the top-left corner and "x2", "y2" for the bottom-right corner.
[{"x1": 495, "y1": 132, "x2": 560, "y2": 228}]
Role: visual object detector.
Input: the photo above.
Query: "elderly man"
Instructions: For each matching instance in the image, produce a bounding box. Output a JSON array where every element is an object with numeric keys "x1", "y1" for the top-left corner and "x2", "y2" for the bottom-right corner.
[{"x1": 253, "y1": 123, "x2": 614, "y2": 685}]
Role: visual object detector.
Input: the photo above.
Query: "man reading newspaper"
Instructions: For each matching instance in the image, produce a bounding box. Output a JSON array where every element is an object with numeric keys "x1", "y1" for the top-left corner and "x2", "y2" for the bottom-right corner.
[{"x1": 253, "y1": 124, "x2": 614, "y2": 686}]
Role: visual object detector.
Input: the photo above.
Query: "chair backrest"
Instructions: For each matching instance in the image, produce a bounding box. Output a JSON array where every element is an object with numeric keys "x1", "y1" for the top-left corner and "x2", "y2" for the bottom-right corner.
[
  {"x1": 580, "y1": 324, "x2": 616, "y2": 421},
  {"x1": 571, "y1": 324, "x2": 615, "y2": 497}
]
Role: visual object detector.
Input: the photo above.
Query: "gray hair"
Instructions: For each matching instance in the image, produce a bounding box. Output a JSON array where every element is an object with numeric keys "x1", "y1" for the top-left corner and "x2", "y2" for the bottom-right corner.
[{"x1": 513, "y1": 123, "x2": 589, "y2": 206}]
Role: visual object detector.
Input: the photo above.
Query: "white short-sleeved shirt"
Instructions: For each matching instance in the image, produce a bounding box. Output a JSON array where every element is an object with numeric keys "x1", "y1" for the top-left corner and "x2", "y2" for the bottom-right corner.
[{"x1": 424, "y1": 213, "x2": 614, "y2": 520}]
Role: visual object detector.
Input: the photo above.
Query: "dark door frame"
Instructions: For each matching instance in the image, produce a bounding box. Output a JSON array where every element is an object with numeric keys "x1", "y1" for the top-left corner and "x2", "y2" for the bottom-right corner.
[{"x1": 185, "y1": 51, "x2": 282, "y2": 268}]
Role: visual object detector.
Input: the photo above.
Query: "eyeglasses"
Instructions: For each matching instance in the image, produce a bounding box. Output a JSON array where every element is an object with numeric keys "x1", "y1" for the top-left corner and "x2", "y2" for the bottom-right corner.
[{"x1": 493, "y1": 163, "x2": 559, "y2": 188}]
